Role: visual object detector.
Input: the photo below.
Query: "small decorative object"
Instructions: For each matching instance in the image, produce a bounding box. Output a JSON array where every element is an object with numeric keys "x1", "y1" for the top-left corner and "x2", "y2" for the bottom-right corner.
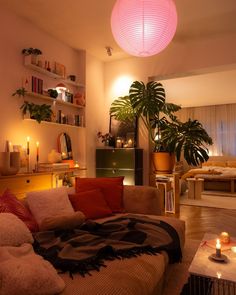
[
  {"x1": 0, "y1": 152, "x2": 20, "y2": 176},
  {"x1": 55, "y1": 62, "x2": 66, "y2": 78},
  {"x1": 127, "y1": 139, "x2": 133, "y2": 148},
  {"x1": 48, "y1": 149, "x2": 62, "y2": 163},
  {"x1": 116, "y1": 137, "x2": 122, "y2": 148},
  {"x1": 220, "y1": 232, "x2": 230, "y2": 244},
  {"x1": 97, "y1": 132, "x2": 114, "y2": 146},
  {"x1": 74, "y1": 161, "x2": 79, "y2": 168},
  {"x1": 68, "y1": 75, "x2": 76, "y2": 82},
  {"x1": 111, "y1": 0, "x2": 177, "y2": 57},
  {"x1": 209, "y1": 238, "x2": 228, "y2": 262},
  {"x1": 65, "y1": 91, "x2": 73, "y2": 103},
  {"x1": 74, "y1": 92, "x2": 85, "y2": 106},
  {"x1": 231, "y1": 247, "x2": 236, "y2": 253},
  {"x1": 47, "y1": 89, "x2": 58, "y2": 99}
]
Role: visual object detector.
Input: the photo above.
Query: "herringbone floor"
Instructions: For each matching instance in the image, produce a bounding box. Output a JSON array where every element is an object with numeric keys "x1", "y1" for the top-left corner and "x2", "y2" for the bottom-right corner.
[{"x1": 178, "y1": 205, "x2": 236, "y2": 240}]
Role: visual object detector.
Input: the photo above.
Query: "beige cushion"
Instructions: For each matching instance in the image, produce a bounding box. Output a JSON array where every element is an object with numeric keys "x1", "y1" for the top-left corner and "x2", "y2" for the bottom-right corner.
[
  {"x1": 0, "y1": 213, "x2": 33, "y2": 246},
  {"x1": 26, "y1": 187, "x2": 74, "y2": 229},
  {"x1": 40, "y1": 211, "x2": 85, "y2": 231},
  {"x1": 227, "y1": 161, "x2": 236, "y2": 168}
]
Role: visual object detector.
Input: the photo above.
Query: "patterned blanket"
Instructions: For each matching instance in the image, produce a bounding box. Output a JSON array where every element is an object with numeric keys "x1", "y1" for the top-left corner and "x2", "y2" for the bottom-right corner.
[{"x1": 33, "y1": 215, "x2": 182, "y2": 277}]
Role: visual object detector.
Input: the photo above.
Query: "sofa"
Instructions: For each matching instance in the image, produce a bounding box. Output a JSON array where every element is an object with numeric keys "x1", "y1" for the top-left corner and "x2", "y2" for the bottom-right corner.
[{"x1": 0, "y1": 181, "x2": 185, "y2": 295}]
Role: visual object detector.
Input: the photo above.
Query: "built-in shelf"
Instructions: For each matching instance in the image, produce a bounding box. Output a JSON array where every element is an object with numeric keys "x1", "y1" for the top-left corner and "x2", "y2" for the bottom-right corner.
[
  {"x1": 24, "y1": 62, "x2": 85, "y2": 88},
  {"x1": 26, "y1": 92, "x2": 85, "y2": 109},
  {"x1": 23, "y1": 118, "x2": 84, "y2": 129}
]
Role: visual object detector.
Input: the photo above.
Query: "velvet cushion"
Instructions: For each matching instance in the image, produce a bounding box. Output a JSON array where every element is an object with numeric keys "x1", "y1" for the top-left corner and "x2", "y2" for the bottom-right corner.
[
  {"x1": 0, "y1": 213, "x2": 33, "y2": 246},
  {"x1": 75, "y1": 177, "x2": 124, "y2": 212},
  {"x1": 40, "y1": 211, "x2": 85, "y2": 231},
  {"x1": 69, "y1": 189, "x2": 113, "y2": 219},
  {"x1": 26, "y1": 187, "x2": 74, "y2": 229},
  {"x1": 0, "y1": 189, "x2": 38, "y2": 232}
]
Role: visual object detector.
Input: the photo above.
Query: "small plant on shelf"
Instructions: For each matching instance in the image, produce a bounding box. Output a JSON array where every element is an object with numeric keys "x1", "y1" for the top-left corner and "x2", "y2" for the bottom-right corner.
[
  {"x1": 12, "y1": 87, "x2": 27, "y2": 97},
  {"x1": 97, "y1": 132, "x2": 115, "y2": 146},
  {"x1": 20, "y1": 101, "x2": 53, "y2": 123},
  {"x1": 22, "y1": 48, "x2": 42, "y2": 55}
]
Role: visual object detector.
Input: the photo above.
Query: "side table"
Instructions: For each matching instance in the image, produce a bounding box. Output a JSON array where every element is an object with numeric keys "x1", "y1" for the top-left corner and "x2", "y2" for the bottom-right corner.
[
  {"x1": 188, "y1": 233, "x2": 236, "y2": 295},
  {"x1": 187, "y1": 177, "x2": 204, "y2": 199}
]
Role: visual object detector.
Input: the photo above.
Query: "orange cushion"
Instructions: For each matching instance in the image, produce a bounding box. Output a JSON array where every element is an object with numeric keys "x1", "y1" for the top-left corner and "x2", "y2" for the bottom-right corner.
[
  {"x1": 75, "y1": 177, "x2": 124, "y2": 212},
  {"x1": 69, "y1": 189, "x2": 112, "y2": 219}
]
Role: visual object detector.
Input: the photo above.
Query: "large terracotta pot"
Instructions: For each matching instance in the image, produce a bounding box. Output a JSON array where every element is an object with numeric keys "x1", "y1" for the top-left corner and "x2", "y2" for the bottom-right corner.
[{"x1": 152, "y1": 152, "x2": 175, "y2": 173}]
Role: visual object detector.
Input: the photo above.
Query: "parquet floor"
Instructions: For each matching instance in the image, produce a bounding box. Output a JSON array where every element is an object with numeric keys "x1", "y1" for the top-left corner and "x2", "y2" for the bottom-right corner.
[{"x1": 177, "y1": 205, "x2": 236, "y2": 240}]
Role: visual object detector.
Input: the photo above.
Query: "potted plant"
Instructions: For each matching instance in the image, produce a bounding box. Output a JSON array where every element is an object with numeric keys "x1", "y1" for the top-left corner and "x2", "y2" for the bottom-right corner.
[
  {"x1": 110, "y1": 81, "x2": 213, "y2": 172},
  {"x1": 22, "y1": 47, "x2": 42, "y2": 65},
  {"x1": 20, "y1": 101, "x2": 53, "y2": 123}
]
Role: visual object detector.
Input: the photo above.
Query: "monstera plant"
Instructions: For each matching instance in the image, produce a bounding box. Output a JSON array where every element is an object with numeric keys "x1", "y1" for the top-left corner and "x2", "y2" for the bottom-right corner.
[{"x1": 110, "y1": 81, "x2": 213, "y2": 171}]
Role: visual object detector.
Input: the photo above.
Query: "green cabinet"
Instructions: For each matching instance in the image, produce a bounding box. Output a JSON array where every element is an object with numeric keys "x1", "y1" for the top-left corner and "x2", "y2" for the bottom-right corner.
[{"x1": 96, "y1": 148, "x2": 143, "y2": 185}]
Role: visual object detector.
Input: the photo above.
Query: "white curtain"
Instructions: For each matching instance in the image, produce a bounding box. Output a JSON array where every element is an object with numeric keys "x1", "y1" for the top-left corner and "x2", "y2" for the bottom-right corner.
[{"x1": 177, "y1": 104, "x2": 236, "y2": 156}]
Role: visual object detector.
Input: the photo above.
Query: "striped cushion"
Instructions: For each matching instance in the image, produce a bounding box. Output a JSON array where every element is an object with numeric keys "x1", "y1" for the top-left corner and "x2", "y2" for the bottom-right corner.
[{"x1": 0, "y1": 190, "x2": 38, "y2": 232}]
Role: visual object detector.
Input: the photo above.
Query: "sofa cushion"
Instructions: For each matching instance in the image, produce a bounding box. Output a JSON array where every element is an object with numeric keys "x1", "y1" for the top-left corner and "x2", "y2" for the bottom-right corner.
[
  {"x1": 26, "y1": 187, "x2": 74, "y2": 229},
  {"x1": 40, "y1": 211, "x2": 86, "y2": 231},
  {"x1": 75, "y1": 177, "x2": 124, "y2": 212},
  {"x1": 0, "y1": 189, "x2": 38, "y2": 232},
  {"x1": 0, "y1": 213, "x2": 33, "y2": 246},
  {"x1": 69, "y1": 189, "x2": 113, "y2": 219}
]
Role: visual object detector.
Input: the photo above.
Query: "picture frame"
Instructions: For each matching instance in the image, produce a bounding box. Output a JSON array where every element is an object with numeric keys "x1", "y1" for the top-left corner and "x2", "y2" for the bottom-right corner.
[{"x1": 109, "y1": 116, "x2": 138, "y2": 148}]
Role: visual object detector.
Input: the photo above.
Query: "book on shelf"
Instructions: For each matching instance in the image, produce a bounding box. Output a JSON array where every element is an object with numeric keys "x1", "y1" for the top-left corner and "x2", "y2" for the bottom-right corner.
[
  {"x1": 37, "y1": 162, "x2": 70, "y2": 172},
  {"x1": 165, "y1": 189, "x2": 174, "y2": 213}
]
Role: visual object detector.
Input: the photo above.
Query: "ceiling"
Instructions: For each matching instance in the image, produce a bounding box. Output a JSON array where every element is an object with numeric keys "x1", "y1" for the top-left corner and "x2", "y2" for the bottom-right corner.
[
  {"x1": 160, "y1": 68, "x2": 236, "y2": 107},
  {"x1": 1, "y1": 0, "x2": 236, "y2": 62}
]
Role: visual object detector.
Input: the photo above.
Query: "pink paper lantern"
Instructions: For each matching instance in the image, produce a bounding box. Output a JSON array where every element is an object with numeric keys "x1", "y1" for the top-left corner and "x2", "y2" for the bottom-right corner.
[{"x1": 111, "y1": 0, "x2": 177, "y2": 57}]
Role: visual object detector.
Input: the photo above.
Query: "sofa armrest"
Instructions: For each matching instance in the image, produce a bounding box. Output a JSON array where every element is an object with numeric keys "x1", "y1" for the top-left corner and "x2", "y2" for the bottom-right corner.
[{"x1": 123, "y1": 185, "x2": 163, "y2": 215}]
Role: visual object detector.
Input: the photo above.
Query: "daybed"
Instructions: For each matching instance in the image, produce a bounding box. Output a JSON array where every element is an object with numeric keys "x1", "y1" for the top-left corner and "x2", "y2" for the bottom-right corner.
[
  {"x1": 0, "y1": 180, "x2": 185, "y2": 295},
  {"x1": 182, "y1": 157, "x2": 236, "y2": 193}
]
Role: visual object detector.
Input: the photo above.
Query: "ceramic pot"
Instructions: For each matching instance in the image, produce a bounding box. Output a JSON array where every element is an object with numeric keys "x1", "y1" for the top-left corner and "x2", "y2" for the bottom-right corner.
[{"x1": 0, "y1": 152, "x2": 20, "y2": 176}]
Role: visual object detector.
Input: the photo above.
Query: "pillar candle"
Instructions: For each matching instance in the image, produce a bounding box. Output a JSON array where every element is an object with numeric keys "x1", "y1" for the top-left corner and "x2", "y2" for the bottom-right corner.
[{"x1": 216, "y1": 239, "x2": 221, "y2": 257}]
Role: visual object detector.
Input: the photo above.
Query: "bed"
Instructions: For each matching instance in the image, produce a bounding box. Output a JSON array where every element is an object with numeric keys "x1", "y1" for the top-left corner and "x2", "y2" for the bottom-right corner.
[{"x1": 182, "y1": 157, "x2": 236, "y2": 193}]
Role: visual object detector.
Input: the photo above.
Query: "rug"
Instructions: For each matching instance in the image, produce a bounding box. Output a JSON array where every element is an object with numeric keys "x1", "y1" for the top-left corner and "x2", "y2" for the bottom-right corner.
[
  {"x1": 162, "y1": 239, "x2": 200, "y2": 295},
  {"x1": 180, "y1": 192, "x2": 236, "y2": 210}
]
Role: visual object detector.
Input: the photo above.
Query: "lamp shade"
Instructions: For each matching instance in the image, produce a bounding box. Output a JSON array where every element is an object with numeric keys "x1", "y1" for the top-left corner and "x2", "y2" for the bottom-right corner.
[{"x1": 111, "y1": 0, "x2": 177, "y2": 57}]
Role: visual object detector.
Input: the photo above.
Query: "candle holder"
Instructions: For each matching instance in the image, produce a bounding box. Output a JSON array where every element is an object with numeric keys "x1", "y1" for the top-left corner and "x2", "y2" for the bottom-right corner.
[{"x1": 209, "y1": 253, "x2": 228, "y2": 263}]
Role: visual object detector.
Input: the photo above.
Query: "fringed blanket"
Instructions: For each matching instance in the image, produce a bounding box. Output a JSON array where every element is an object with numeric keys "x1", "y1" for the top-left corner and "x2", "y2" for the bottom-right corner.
[{"x1": 33, "y1": 215, "x2": 182, "y2": 277}]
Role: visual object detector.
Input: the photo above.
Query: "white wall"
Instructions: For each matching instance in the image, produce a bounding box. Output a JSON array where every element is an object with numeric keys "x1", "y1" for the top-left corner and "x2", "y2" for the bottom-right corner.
[{"x1": 0, "y1": 6, "x2": 86, "y2": 169}]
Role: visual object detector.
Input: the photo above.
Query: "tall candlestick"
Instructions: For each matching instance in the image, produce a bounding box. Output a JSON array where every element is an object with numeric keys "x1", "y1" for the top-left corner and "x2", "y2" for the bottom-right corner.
[
  {"x1": 216, "y1": 239, "x2": 221, "y2": 257},
  {"x1": 36, "y1": 141, "x2": 39, "y2": 162},
  {"x1": 27, "y1": 137, "x2": 30, "y2": 155},
  {"x1": 26, "y1": 136, "x2": 30, "y2": 173}
]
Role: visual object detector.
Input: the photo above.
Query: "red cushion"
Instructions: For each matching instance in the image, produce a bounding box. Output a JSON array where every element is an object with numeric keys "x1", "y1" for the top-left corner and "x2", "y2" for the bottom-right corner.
[
  {"x1": 75, "y1": 177, "x2": 124, "y2": 212},
  {"x1": 0, "y1": 189, "x2": 39, "y2": 232},
  {"x1": 69, "y1": 189, "x2": 112, "y2": 219}
]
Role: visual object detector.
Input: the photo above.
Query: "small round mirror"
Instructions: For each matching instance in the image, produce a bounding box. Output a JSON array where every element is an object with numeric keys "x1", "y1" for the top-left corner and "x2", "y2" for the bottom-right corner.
[{"x1": 58, "y1": 132, "x2": 73, "y2": 160}]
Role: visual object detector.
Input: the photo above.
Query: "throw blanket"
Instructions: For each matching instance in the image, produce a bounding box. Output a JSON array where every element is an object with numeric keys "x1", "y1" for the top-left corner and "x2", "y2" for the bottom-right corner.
[{"x1": 33, "y1": 215, "x2": 182, "y2": 277}]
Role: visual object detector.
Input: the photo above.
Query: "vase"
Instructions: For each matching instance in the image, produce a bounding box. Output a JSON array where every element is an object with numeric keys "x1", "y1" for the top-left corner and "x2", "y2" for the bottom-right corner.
[{"x1": 0, "y1": 152, "x2": 20, "y2": 176}]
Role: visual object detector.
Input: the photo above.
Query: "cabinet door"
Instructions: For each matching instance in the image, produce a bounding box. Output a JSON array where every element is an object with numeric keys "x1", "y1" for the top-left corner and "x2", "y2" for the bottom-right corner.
[{"x1": 96, "y1": 148, "x2": 142, "y2": 169}]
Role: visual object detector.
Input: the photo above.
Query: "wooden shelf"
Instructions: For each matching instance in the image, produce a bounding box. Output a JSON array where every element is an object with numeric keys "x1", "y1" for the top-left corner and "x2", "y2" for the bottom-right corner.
[
  {"x1": 24, "y1": 61, "x2": 85, "y2": 88},
  {"x1": 23, "y1": 118, "x2": 84, "y2": 129},
  {"x1": 26, "y1": 92, "x2": 85, "y2": 109}
]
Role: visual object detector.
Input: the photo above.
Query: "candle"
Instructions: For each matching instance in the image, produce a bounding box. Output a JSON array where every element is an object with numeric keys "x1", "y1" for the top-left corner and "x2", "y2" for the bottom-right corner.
[
  {"x1": 27, "y1": 137, "x2": 30, "y2": 155},
  {"x1": 216, "y1": 239, "x2": 221, "y2": 257},
  {"x1": 220, "y1": 232, "x2": 230, "y2": 244},
  {"x1": 127, "y1": 139, "x2": 133, "y2": 148},
  {"x1": 116, "y1": 137, "x2": 122, "y2": 148},
  {"x1": 36, "y1": 141, "x2": 39, "y2": 162}
]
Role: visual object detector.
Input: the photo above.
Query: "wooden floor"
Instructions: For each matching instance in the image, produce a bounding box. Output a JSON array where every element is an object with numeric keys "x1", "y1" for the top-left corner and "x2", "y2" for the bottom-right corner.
[{"x1": 176, "y1": 205, "x2": 236, "y2": 240}]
